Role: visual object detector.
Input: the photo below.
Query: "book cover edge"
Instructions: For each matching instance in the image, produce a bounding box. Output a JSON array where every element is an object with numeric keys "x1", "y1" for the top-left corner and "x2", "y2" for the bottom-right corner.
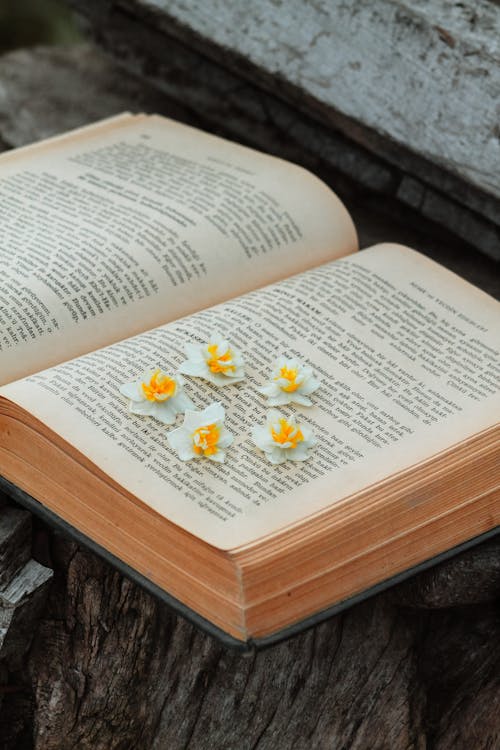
[{"x1": 1, "y1": 475, "x2": 498, "y2": 652}]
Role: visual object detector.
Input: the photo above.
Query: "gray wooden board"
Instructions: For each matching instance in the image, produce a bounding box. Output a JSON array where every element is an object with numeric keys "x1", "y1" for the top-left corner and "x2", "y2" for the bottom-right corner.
[
  {"x1": 68, "y1": 0, "x2": 500, "y2": 259},
  {"x1": 132, "y1": 0, "x2": 500, "y2": 197}
]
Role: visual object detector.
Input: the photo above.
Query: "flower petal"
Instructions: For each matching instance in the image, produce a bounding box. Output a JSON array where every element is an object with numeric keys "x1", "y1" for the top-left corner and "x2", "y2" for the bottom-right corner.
[
  {"x1": 208, "y1": 450, "x2": 226, "y2": 463},
  {"x1": 266, "y1": 447, "x2": 287, "y2": 465},
  {"x1": 178, "y1": 361, "x2": 209, "y2": 377},
  {"x1": 290, "y1": 393, "x2": 313, "y2": 406},
  {"x1": 201, "y1": 401, "x2": 225, "y2": 424},
  {"x1": 299, "y1": 377, "x2": 320, "y2": 396},
  {"x1": 150, "y1": 402, "x2": 178, "y2": 425},
  {"x1": 184, "y1": 343, "x2": 203, "y2": 359},
  {"x1": 129, "y1": 400, "x2": 155, "y2": 416},
  {"x1": 167, "y1": 428, "x2": 196, "y2": 460},
  {"x1": 217, "y1": 428, "x2": 234, "y2": 449},
  {"x1": 171, "y1": 391, "x2": 195, "y2": 412},
  {"x1": 287, "y1": 444, "x2": 313, "y2": 461},
  {"x1": 119, "y1": 382, "x2": 142, "y2": 401}
]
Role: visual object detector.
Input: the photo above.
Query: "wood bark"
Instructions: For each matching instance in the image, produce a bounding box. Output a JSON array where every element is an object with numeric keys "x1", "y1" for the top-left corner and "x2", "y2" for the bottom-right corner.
[
  {"x1": 67, "y1": 0, "x2": 500, "y2": 259},
  {"x1": 1, "y1": 500, "x2": 498, "y2": 750},
  {"x1": 0, "y1": 503, "x2": 52, "y2": 750}
]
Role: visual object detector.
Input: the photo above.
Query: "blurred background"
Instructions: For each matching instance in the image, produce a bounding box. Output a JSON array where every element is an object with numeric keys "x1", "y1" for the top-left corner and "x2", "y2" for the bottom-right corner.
[{"x1": 0, "y1": 0, "x2": 79, "y2": 53}]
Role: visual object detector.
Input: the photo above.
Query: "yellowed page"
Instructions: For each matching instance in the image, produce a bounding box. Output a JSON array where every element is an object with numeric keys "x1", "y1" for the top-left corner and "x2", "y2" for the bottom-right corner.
[
  {"x1": 0, "y1": 113, "x2": 356, "y2": 386},
  {"x1": 2, "y1": 244, "x2": 499, "y2": 549}
]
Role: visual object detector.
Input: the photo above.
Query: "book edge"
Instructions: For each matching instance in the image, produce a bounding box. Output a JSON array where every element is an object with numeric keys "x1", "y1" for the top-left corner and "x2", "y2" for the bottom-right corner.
[{"x1": 1, "y1": 475, "x2": 497, "y2": 652}]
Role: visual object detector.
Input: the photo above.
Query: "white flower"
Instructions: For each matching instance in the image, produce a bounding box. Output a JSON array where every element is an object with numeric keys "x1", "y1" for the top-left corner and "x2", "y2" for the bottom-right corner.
[
  {"x1": 178, "y1": 331, "x2": 245, "y2": 386},
  {"x1": 251, "y1": 409, "x2": 316, "y2": 465},
  {"x1": 119, "y1": 368, "x2": 194, "y2": 425},
  {"x1": 258, "y1": 356, "x2": 320, "y2": 406},
  {"x1": 167, "y1": 402, "x2": 234, "y2": 462}
]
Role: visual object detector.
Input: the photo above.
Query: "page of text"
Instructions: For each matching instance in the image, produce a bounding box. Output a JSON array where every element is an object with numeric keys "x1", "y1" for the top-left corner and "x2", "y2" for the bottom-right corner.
[
  {"x1": 0, "y1": 114, "x2": 356, "y2": 385},
  {"x1": 2, "y1": 244, "x2": 498, "y2": 549}
]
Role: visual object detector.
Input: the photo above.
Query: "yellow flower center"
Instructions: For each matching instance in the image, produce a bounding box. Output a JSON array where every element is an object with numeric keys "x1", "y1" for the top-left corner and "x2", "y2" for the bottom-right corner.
[
  {"x1": 276, "y1": 366, "x2": 301, "y2": 392},
  {"x1": 206, "y1": 343, "x2": 236, "y2": 374},
  {"x1": 141, "y1": 370, "x2": 177, "y2": 402},
  {"x1": 192, "y1": 423, "x2": 220, "y2": 456},
  {"x1": 271, "y1": 418, "x2": 304, "y2": 449}
]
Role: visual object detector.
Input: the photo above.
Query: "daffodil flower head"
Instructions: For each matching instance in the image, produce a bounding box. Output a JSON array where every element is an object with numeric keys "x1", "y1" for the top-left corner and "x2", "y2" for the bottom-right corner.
[
  {"x1": 167, "y1": 402, "x2": 234, "y2": 462},
  {"x1": 258, "y1": 355, "x2": 320, "y2": 406},
  {"x1": 178, "y1": 331, "x2": 245, "y2": 386},
  {"x1": 119, "y1": 368, "x2": 194, "y2": 424},
  {"x1": 251, "y1": 409, "x2": 316, "y2": 464}
]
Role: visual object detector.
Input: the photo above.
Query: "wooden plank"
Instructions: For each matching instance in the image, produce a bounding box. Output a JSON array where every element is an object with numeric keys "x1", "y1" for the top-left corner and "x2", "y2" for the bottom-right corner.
[
  {"x1": 132, "y1": 0, "x2": 500, "y2": 200},
  {"x1": 0, "y1": 507, "x2": 31, "y2": 588},
  {"x1": 67, "y1": 0, "x2": 500, "y2": 259}
]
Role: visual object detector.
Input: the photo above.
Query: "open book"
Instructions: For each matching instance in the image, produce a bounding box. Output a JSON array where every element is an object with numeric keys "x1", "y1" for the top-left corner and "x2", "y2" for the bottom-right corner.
[{"x1": 1, "y1": 114, "x2": 499, "y2": 645}]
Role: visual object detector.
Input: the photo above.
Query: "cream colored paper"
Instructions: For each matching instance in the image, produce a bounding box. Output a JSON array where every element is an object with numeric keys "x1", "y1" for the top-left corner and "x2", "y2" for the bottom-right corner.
[
  {"x1": 3, "y1": 244, "x2": 499, "y2": 549},
  {"x1": 0, "y1": 114, "x2": 356, "y2": 385}
]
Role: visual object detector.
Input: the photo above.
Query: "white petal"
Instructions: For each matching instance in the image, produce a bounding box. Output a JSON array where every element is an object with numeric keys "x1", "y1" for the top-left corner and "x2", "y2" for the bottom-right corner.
[
  {"x1": 275, "y1": 355, "x2": 288, "y2": 369},
  {"x1": 179, "y1": 361, "x2": 209, "y2": 377},
  {"x1": 258, "y1": 383, "x2": 274, "y2": 397},
  {"x1": 171, "y1": 391, "x2": 195, "y2": 412},
  {"x1": 217, "y1": 428, "x2": 234, "y2": 448},
  {"x1": 182, "y1": 409, "x2": 203, "y2": 431},
  {"x1": 215, "y1": 341, "x2": 230, "y2": 357},
  {"x1": 299, "y1": 377, "x2": 320, "y2": 396},
  {"x1": 267, "y1": 392, "x2": 293, "y2": 406},
  {"x1": 201, "y1": 402, "x2": 225, "y2": 424},
  {"x1": 229, "y1": 365, "x2": 245, "y2": 379},
  {"x1": 140, "y1": 368, "x2": 156, "y2": 382},
  {"x1": 120, "y1": 382, "x2": 143, "y2": 401},
  {"x1": 265, "y1": 447, "x2": 287, "y2": 465},
  {"x1": 287, "y1": 444, "x2": 313, "y2": 461},
  {"x1": 206, "y1": 370, "x2": 244, "y2": 386},
  {"x1": 251, "y1": 425, "x2": 271, "y2": 445},
  {"x1": 231, "y1": 352, "x2": 244, "y2": 367},
  {"x1": 209, "y1": 331, "x2": 224, "y2": 346},
  {"x1": 266, "y1": 408, "x2": 283, "y2": 424},
  {"x1": 300, "y1": 425, "x2": 316, "y2": 444},
  {"x1": 184, "y1": 343, "x2": 203, "y2": 359},
  {"x1": 208, "y1": 450, "x2": 226, "y2": 463},
  {"x1": 129, "y1": 400, "x2": 155, "y2": 416},
  {"x1": 167, "y1": 428, "x2": 195, "y2": 459},
  {"x1": 182, "y1": 402, "x2": 225, "y2": 431},
  {"x1": 291, "y1": 393, "x2": 312, "y2": 406},
  {"x1": 150, "y1": 402, "x2": 178, "y2": 425}
]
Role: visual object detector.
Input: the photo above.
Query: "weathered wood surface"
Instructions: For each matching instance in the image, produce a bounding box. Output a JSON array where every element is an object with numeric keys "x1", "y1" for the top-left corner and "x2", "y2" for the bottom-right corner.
[
  {"x1": 0, "y1": 44, "x2": 195, "y2": 149},
  {"x1": 68, "y1": 0, "x2": 500, "y2": 259},
  {"x1": 0, "y1": 44, "x2": 498, "y2": 299},
  {"x1": 0, "y1": 497, "x2": 498, "y2": 750},
  {"x1": 0, "y1": 504, "x2": 52, "y2": 750},
  {"x1": 0, "y1": 508, "x2": 31, "y2": 588}
]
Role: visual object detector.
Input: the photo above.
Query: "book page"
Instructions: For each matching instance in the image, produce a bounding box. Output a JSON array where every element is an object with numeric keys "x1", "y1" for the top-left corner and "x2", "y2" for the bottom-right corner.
[
  {"x1": 0, "y1": 114, "x2": 356, "y2": 386},
  {"x1": 2, "y1": 244, "x2": 499, "y2": 549}
]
